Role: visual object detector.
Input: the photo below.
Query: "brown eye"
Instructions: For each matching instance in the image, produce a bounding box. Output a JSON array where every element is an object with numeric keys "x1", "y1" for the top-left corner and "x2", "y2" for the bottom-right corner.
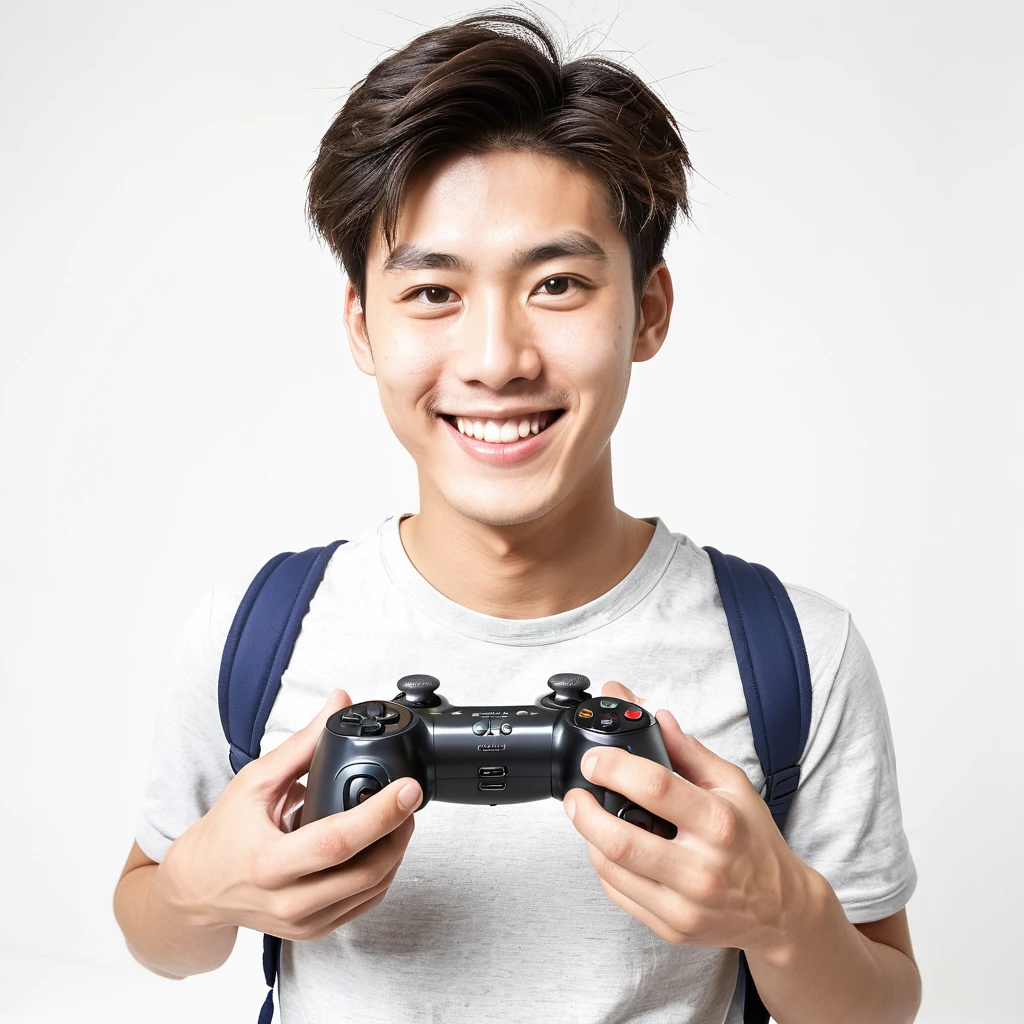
[
  {"x1": 541, "y1": 277, "x2": 570, "y2": 295},
  {"x1": 414, "y1": 286, "x2": 452, "y2": 304}
]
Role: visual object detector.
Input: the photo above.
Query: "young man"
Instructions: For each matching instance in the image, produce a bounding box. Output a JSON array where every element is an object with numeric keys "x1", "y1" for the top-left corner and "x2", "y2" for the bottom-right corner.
[{"x1": 114, "y1": 9, "x2": 921, "y2": 1023}]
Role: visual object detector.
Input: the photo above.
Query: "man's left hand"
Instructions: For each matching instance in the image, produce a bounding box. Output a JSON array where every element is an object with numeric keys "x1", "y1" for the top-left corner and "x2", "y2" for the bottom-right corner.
[{"x1": 563, "y1": 681, "x2": 815, "y2": 959}]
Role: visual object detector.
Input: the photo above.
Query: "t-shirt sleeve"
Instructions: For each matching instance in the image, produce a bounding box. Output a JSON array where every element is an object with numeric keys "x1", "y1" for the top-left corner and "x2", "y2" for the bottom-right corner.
[
  {"x1": 780, "y1": 612, "x2": 919, "y2": 924},
  {"x1": 134, "y1": 580, "x2": 248, "y2": 864}
]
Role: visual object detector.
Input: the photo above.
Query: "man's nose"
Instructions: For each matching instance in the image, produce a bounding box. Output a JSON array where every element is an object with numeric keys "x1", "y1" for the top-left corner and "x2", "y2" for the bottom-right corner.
[{"x1": 452, "y1": 292, "x2": 542, "y2": 389}]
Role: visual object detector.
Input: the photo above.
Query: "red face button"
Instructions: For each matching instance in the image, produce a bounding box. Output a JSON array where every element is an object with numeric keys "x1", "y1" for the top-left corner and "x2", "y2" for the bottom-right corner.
[{"x1": 623, "y1": 709, "x2": 642, "y2": 720}]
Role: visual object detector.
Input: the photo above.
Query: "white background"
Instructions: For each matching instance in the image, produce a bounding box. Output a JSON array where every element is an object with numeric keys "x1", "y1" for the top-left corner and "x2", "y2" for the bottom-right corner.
[{"x1": 1, "y1": 1, "x2": 1020, "y2": 1021}]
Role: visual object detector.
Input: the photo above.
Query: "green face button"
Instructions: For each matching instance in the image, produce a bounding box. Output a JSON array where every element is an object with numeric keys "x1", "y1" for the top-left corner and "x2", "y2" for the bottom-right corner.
[{"x1": 599, "y1": 699, "x2": 618, "y2": 708}]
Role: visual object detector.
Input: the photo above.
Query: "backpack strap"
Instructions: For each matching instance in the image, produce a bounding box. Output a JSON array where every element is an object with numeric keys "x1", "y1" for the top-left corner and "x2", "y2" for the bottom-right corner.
[
  {"x1": 218, "y1": 540, "x2": 347, "y2": 1024},
  {"x1": 703, "y1": 546, "x2": 813, "y2": 1024}
]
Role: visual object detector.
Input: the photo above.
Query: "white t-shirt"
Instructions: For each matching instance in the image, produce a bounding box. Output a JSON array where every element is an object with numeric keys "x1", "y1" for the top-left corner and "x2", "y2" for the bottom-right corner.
[{"x1": 135, "y1": 513, "x2": 918, "y2": 1024}]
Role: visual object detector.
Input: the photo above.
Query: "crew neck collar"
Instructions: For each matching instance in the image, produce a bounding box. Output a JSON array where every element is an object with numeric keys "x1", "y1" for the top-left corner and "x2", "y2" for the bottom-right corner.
[{"x1": 376, "y1": 512, "x2": 678, "y2": 645}]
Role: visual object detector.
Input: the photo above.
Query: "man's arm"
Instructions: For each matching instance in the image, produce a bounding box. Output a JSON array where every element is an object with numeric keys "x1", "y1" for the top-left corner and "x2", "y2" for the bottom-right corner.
[
  {"x1": 113, "y1": 840, "x2": 238, "y2": 979},
  {"x1": 743, "y1": 870, "x2": 921, "y2": 1024}
]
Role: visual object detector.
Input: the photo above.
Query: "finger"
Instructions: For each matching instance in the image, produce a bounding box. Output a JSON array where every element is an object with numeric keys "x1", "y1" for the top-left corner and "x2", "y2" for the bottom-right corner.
[
  {"x1": 278, "y1": 780, "x2": 306, "y2": 834},
  {"x1": 319, "y1": 887, "x2": 390, "y2": 936},
  {"x1": 600, "y1": 680, "x2": 644, "y2": 705},
  {"x1": 655, "y1": 709, "x2": 749, "y2": 793},
  {"x1": 244, "y1": 688, "x2": 353, "y2": 802},
  {"x1": 286, "y1": 775, "x2": 422, "y2": 878},
  {"x1": 584, "y1": 838, "x2": 702, "y2": 940},
  {"x1": 597, "y1": 876, "x2": 690, "y2": 946},
  {"x1": 577, "y1": 744, "x2": 718, "y2": 844},
  {"x1": 565, "y1": 785, "x2": 678, "y2": 886},
  {"x1": 280, "y1": 816, "x2": 414, "y2": 928},
  {"x1": 271, "y1": 867, "x2": 398, "y2": 943}
]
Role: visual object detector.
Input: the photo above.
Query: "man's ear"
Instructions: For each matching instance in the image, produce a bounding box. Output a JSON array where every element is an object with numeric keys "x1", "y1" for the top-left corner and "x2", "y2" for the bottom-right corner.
[
  {"x1": 632, "y1": 262, "x2": 673, "y2": 363},
  {"x1": 344, "y1": 279, "x2": 376, "y2": 376}
]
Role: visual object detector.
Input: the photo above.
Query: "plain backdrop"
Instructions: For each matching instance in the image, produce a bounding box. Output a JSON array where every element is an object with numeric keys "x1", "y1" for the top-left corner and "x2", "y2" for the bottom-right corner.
[{"x1": 1, "y1": 1, "x2": 1020, "y2": 1021}]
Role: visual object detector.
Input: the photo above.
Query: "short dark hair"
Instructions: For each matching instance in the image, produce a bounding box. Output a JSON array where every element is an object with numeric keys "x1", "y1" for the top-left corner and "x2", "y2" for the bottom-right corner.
[{"x1": 306, "y1": 6, "x2": 694, "y2": 313}]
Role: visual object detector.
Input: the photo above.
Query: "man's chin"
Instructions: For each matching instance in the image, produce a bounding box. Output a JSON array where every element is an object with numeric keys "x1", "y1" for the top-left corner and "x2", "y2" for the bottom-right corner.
[{"x1": 426, "y1": 487, "x2": 562, "y2": 530}]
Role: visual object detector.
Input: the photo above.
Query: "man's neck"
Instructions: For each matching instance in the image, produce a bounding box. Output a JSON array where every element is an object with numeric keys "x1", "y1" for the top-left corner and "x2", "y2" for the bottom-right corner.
[{"x1": 397, "y1": 484, "x2": 656, "y2": 620}]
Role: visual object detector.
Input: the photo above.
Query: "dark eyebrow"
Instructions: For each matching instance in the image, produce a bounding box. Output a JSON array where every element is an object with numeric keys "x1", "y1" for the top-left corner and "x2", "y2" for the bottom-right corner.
[{"x1": 380, "y1": 230, "x2": 610, "y2": 276}]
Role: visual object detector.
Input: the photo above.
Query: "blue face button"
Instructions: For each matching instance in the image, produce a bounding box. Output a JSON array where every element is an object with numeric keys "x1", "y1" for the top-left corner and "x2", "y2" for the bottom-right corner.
[{"x1": 599, "y1": 699, "x2": 618, "y2": 708}]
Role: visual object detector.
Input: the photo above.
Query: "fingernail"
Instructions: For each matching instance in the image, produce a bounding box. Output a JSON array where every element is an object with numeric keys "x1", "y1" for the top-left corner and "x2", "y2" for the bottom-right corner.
[
  {"x1": 564, "y1": 795, "x2": 575, "y2": 820},
  {"x1": 581, "y1": 750, "x2": 598, "y2": 777},
  {"x1": 398, "y1": 782, "x2": 421, "y2": 811}
]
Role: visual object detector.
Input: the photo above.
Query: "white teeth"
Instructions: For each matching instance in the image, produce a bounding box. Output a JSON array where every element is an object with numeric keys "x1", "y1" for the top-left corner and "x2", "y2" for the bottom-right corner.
[{"x1": 451, "y1": 412, "x2": 559, "y2": 443}]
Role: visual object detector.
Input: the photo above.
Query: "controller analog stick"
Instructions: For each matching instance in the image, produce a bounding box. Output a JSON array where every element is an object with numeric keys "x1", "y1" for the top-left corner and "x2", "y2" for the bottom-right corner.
[
  {"x1": 344, "y1": 775, "x2": 383, "y2": 809},
  {"x1": 397, "y1": 673, "x2": 443, "y2": 708},
  {"x1": 617, "y1": 803, "x2": 654, "y2": 831},
  {"x1": 546, "y1": 672, "x2": 592, "y2": 706}
]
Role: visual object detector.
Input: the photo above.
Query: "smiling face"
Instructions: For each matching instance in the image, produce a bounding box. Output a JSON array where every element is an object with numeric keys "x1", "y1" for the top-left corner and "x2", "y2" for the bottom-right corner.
[{"x1": 343, "y1": 147, "x2": 672, "y2": 529}]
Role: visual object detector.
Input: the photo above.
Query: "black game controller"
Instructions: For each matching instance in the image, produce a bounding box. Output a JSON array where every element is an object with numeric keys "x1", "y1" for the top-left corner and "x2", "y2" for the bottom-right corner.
[{"x1": 299, "y1": 673, "x2": 677, "y2": 839}]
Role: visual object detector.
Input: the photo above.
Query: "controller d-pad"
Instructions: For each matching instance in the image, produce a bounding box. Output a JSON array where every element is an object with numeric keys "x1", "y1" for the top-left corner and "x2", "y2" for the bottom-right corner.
[
  {"x1": 349, "y1": 702, "x2": 401, "y2": 725},
  {"x1": 333, "y1": 701, "x2": 408, "y2": 738}
]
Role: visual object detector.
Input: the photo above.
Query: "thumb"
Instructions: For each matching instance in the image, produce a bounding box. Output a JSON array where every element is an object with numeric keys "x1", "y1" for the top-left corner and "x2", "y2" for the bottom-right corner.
[
  {"x1": 244, "y1": 687, "x2": 352, "y2": 801},
  {"x1": 655, "y1": 708, "x2": 741, "y2": 792},
  {"x1": 601, "y1": 679, "x2": 645, "y2": 705}
]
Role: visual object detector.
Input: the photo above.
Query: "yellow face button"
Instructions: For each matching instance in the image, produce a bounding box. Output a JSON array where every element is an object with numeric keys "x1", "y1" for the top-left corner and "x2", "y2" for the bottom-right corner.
[{"x1": 578, "y1": 708, "x2": 594, "y2": 719}]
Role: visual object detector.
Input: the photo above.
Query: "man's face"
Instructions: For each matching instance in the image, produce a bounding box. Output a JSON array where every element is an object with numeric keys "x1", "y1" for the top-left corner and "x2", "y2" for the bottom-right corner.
[{"x1": 346, "y1": 147, "x2": 670, "y2": 528}]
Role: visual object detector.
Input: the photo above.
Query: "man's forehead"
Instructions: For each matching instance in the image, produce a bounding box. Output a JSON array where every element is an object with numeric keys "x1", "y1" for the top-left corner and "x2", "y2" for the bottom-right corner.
[{"x1": 366, "y1": 149, "x2": 624, "y2": 271}]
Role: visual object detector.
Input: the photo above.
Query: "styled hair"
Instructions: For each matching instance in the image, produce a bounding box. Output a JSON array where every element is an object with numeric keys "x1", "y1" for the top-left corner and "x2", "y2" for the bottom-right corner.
[{"x1": 305, "y1": 6, "x2": 694, "y2": 312}]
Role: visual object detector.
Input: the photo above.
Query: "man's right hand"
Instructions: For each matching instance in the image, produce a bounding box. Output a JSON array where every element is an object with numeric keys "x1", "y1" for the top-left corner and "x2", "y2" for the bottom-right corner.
[{"x1": 153, "y1": 688, "x2": 422, "y2": 942}]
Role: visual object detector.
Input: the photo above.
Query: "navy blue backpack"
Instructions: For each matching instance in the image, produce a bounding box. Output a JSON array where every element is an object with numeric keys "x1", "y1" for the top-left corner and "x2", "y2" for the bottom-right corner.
[{"x1": 218, "y1": 539, "x2": 811, "y2": 1024}]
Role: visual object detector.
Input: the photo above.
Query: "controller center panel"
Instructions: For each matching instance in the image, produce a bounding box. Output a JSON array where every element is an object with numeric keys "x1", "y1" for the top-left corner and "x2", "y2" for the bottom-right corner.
[{"x1": 429, "y1": 704, "x2": 560, "y2": 803}]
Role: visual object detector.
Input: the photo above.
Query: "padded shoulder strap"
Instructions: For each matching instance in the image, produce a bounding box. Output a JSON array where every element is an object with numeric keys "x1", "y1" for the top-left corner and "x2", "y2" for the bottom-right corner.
[
  {"x1": 218, "y1": 540, "x2": 347, "y2": 774},
  {"x1": 703, "y1": 545, "x2": 812, "y2": 831},
  {"x1": 703, "y1": 545, "x2": 813, "y2": 1024},
  {"x1": 216, "y1": 539, "x2": 346, "y2": 1024}
]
